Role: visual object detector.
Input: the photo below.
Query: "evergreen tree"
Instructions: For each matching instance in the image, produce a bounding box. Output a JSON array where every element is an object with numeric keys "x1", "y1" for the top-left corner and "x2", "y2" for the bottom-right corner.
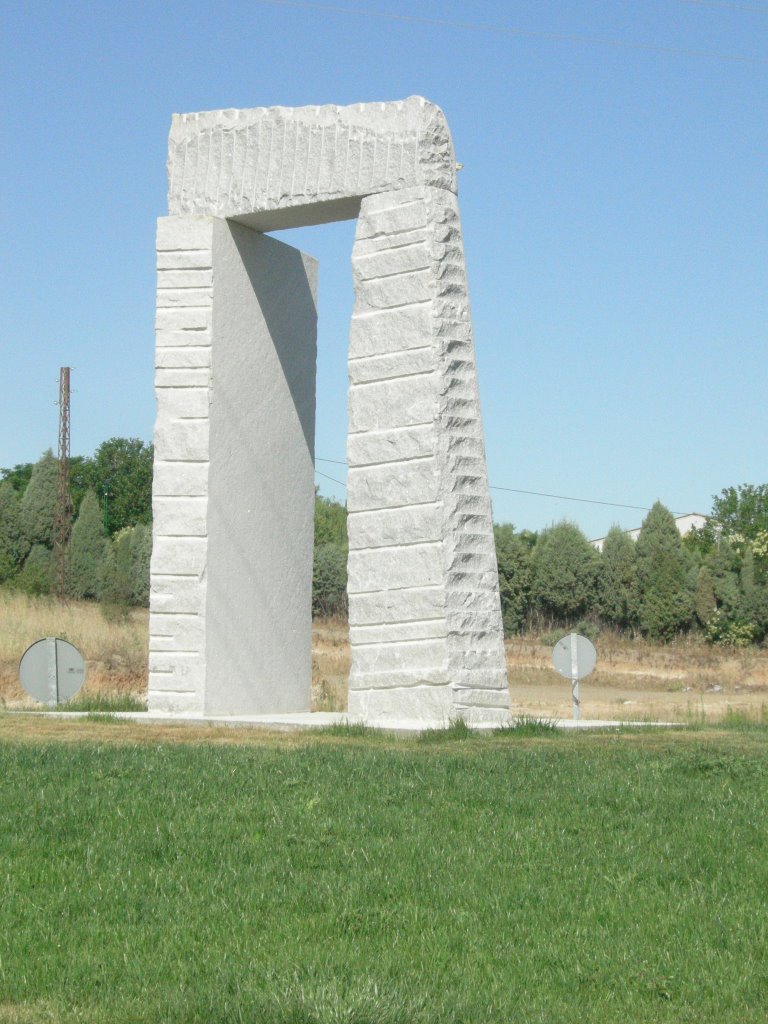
[
  {"x1": 707, "y1": 540, "x2": 742, "y2": 621},
  {"x1": 100, "y1": 529, "x2": 135, "y2": 612},
  {"x1": 635, "y1": 502, "x2": 692, "y2": 640},
  {"x1": 694, "y1": 565, "x2": 717, "y2": 627},
  {"x1": 18, "y1": 544, "x2": 52, "y2": 595},
  {"x1": 597, "y1": 526, "x2": 639, "y2": 630},
  {"x1": 0, "y1": 480, "x2": 29, "y2": 582},
  {"x1": 129, "y1": 522, "x2": 152, "y2": 606},
  {"x1": 69, "y1": 490, "x2": 107, "y2": 599},
  {"x1": 530, "y1": 521, "x2": 600, "y2": 627},
  {"x1": 19, "y1": 450, "x2": 58, "y2": 549},
  {"x1": 494, "y1": 523, "x2": 532, "y2": 635},
  {"x1": 739, "y1": 546, "x2": 768, "y2": 643}
]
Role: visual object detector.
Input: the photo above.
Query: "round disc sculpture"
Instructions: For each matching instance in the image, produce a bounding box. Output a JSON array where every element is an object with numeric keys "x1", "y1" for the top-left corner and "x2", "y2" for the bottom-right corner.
[
  {"x1": 148, "y1": 96, "x2": 510, "y2": 725},
  {"x1": 19, "y1": 638, "x2": 86, "y2": 706}
]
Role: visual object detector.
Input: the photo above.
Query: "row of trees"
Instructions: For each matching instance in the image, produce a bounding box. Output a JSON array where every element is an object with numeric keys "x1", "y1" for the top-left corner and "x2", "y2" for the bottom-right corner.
[
  {"x1": 312, "y1": 486, "x2": 768, "y2": 645},
  {"x1": 0, "y1": 445, "x2": 347, "y2": 614},
  {"x1": 3, "y1": 444, "x2": 767, "y2": 644},
  {"x1": 312, "y1": 485, "x2": 768, "y2": 646},
  {"x1": 496, "y1": 489, "x2": 768, "y2": 644},
  {"x1": 2, "y1": 438, "x2": 153, "y2": 537},
  {"x1": 0, "y1": 444, "x2": 152, "y2": 606}
]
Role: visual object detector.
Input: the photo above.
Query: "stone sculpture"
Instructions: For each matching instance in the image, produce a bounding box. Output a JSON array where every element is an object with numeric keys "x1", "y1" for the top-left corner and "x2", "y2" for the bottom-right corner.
[{"x1": 149, "y1": 97, "x2": 510, "y2": 724}]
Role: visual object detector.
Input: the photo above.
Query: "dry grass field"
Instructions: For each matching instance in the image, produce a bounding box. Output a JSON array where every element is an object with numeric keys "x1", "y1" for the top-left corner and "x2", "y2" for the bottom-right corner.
[
  {"x1": 504, "y1": 631, "x2": 768, "y2": 722},
  {"x1": 2, "y1": 589, "x2": 767, "y2": 721},
  {"x1": 0, "y1": 590, "x2": 148, "y2": 708}
]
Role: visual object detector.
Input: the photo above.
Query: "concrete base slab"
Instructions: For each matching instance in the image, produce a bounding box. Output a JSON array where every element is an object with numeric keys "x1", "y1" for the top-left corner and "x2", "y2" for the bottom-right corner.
[{"x1": 12, "y1": 710, "x2": 682, "y2": 734}]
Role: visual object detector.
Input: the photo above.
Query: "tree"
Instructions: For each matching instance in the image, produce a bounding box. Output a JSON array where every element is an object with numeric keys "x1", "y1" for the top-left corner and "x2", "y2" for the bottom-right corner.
[
  {"x1": 737, "y1": 546, "x2": 768, "y2": 643},
  {"x1": 69, "y1": 490, "x2": 108, "y2": 599},
  {"x1": 99, "y1": 522, "x2": 152, "y2": 610},
  {"x1": 707, "y1": 540, "x2": 742, "y2": 621},
  {"x1": 89, "y1": 438, "x2": 153, "y2": 536},
  {"x1": 694, "y1": 565, "x2": 717, "y2": 627},
  {"x1": 100, "y1": 528, "x2": 135, "y2": 613},
  {"x1": 17, "y1": 544, "x2": 52, "y2": 595},
  {"x1": 709, "y1": 484, "x2": 768, "y2": 542},
  {"x1": 635, "y1": 502, "x2": 692, "y2": 640},
  {"x1": 314, "y1": 493, "x2": 347, "y2": 547},
  {"x1": 597, "y1": 526, "x2": 639, "y2": 630},
  {"x1": 68, "y1": 455, "x2": 94, "y2": 518},
  {"x1": 530, "y1": 521, "x2": 600, "y2": 627},
  {"x1": 0, "y1": 462, "x2": 33, "y2": 494},
  {"x1": 0, "y1": 481, "x2": 29, "y2": 582},
  {"x1": 19, "y1": 450, "x2": 58, "y2": 549},
  {"x1": 494, "y1": 523, "x2": 532, "y2": 635}
]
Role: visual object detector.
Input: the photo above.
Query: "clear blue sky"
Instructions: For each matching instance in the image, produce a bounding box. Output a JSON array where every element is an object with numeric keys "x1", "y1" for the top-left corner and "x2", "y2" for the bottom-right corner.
[{"x1": 2, "y1": 0, "x2": 766, "y2": 540}]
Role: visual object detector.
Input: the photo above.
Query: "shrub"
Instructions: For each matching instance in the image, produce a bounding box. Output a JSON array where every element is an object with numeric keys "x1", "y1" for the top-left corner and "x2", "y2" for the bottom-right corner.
[
  {"x1": 312, "y1": 543, "x2": 347, "y2": 618},
  {"x1": 705, "y1": 610, "x2": 757, "y2": 648}
]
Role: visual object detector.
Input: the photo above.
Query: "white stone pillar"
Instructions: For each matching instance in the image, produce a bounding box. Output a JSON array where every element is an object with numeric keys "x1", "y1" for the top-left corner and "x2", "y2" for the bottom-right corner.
[
  {"x1": 148, "y1": 217, "x2": 317, "y2": 715},
  {"x1": 151, "y1": 98, "x2": 509, "y2": 725},
  {"x1": 346, "y1": 187, "x2": 509, "y2": 724}
]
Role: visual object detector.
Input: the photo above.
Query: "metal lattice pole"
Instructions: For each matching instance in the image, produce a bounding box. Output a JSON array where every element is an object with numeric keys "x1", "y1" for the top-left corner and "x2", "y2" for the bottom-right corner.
[{"x1": 53, "y1": 367, "x2": 72, "y2": 601}]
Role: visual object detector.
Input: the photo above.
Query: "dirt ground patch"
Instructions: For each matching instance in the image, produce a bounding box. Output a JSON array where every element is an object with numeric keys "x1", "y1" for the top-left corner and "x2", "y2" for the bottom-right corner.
[
  {"x1": 313, "y1": 623, "x2": 768, "y2": 723},
  {"x1": 503, "y1": 634, "x2": 768, "y2": 722},
  {"x1": 2, "y1": 591, "x2": 767, "y2": 723}
]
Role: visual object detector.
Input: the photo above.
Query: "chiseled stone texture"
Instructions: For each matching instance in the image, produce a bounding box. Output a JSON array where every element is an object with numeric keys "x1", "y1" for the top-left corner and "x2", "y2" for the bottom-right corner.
[
  {"x1": 152, "y1": 97, "x2": 509, "y2": 725},
  {"x1": 346, "y1": 186, "x2": 509, "y2": 725},
  {"x1": 149, "y1": 216, "x2": 317, "y2": 715},
  {"x1": 167, "y1": 97, "x2": 456, "y2": 230}
]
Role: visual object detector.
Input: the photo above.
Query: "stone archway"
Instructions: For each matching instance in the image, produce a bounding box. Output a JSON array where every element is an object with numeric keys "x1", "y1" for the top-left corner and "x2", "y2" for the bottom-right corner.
[{"x1": 148, "y1": 97, "x2": 510, "y2": 725}]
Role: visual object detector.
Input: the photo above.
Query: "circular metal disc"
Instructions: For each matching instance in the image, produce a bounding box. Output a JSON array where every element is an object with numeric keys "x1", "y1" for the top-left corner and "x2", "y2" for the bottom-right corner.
[
  {"x1": 551, "y1": 633, "x2": 597, "y2": 681},
  {"x1": 19, "y1": 637, "x2": 86, "y2": 705}
]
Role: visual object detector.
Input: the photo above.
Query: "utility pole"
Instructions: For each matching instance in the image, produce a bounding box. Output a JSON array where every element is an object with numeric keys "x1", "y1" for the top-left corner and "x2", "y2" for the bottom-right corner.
[{"x1": 53, "y1": 367, "x2": 72, "y2": 601}]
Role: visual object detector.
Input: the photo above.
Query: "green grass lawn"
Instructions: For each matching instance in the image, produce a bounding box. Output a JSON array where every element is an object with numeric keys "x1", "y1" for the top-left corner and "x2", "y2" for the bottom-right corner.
[{"x1": 1, "y1": 721, "x2": 767, "y2": 1023}]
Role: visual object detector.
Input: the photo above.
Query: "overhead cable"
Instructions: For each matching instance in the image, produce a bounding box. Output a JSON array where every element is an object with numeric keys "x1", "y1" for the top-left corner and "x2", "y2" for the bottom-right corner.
[{"x1": 315, "y1": 458, "x2": 665, "y2": 513}]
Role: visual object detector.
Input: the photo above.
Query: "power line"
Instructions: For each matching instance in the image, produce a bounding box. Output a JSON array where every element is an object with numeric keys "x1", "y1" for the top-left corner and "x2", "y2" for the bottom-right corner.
[
  {"x1": 256, "y1": 0, "x2": 768, "y2": 64},
  {"x1": 315, "y1": 467, "x2": 348, "y2": 488},
  {"x1": 315, "y1": 457, "x2": 667, "y2": 513},
  {"x1": 488, "y1": 483, "x2": 651, "y2": 512}
]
